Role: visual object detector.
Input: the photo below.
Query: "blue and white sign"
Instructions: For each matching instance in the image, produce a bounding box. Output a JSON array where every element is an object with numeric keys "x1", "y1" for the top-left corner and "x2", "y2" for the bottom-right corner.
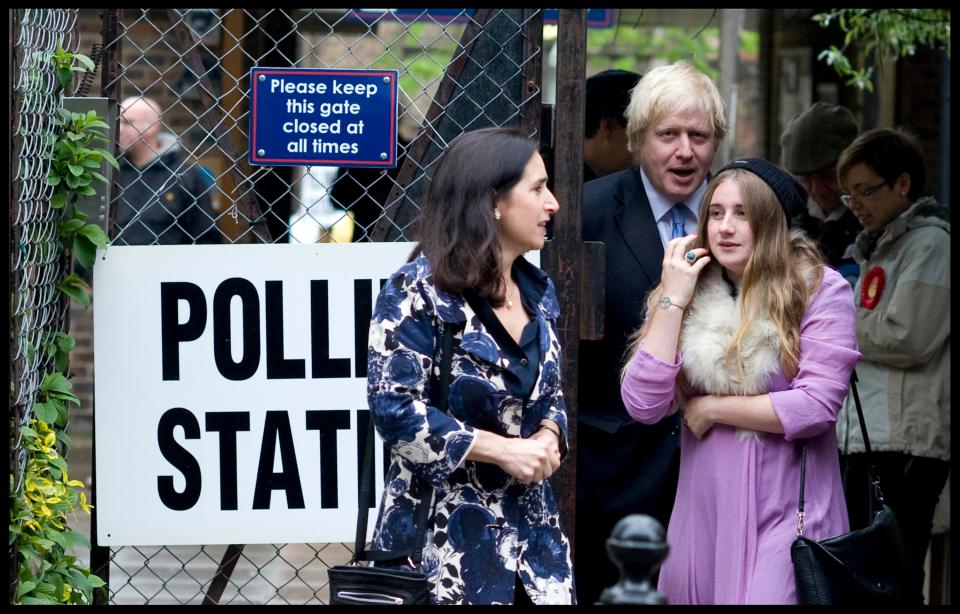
[{"x1": 249, "y1": 68, "x2": 398, "y2": 168}]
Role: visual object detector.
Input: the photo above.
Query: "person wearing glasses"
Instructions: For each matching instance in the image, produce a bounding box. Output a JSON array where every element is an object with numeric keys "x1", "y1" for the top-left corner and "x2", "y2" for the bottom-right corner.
[
  {"x1": 779, "y1": 102, "x2": 862, "y2": 284},
  {"x1": 834, "y1": 128, "x2": 950, "y2": 604},
  {"x1": 618, "y1": 158, "x2": 860, "y2": 604}
]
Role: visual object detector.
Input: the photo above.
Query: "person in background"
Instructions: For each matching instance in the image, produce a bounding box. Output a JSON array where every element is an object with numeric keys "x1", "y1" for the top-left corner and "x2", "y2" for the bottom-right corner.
[
  {"x1": 576, "y1": 60, "x2": 726, "y2": 605},
  {"x1": 115, "y1": 96, "x2": 219, "y2": 245},
  {"x1": 779, "y1": 102, "x2": 862, "y2": 282},
  {"x1": 834, "y1": 128, "x2": 950, "y2": 604},
  {"x1": 583, "y1": 69, "x2": 642, "y2": 182},
  {"x1": 620, "y1": 158, "x2": 860, "y2": 604},
  {"x1": 366, "y1": 127, "x2": 575, "y2": 604}
]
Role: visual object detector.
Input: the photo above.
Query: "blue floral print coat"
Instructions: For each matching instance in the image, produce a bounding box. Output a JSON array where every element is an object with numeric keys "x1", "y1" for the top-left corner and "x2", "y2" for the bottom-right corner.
[{"x1": 367, "y1": 254, "x2": 575, "y2": 605}]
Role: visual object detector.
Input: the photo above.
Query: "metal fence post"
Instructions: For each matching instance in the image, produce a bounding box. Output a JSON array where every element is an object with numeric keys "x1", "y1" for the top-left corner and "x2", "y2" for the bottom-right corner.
[
  {"x1": 9, "y1": 10, "x2": 22, "y2": 600},
  {"x1": 597, "y1": 514, "x2": 668, "y2": 605},
  {"x1": 540, "y1": 8, "x2": 587, "y2": 555},
  {"x1": 89, "y1": 11, "x2": 120, "y2": 604}
]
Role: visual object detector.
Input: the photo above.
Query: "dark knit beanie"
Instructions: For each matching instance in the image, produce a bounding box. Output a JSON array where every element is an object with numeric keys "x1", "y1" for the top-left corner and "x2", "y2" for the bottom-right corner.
[
  {"x1": 779, "y1": 102, "x2": 858, "y2": 175},
  {"x1": 719, "y1": 158, "x2": 806, "y2": 225}
]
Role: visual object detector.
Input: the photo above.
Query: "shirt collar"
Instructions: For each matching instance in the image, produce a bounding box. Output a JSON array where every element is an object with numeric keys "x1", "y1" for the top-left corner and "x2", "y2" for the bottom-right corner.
[
  {"x1": 461, "y1": 256, "x2": 548, "y2": 315},
  {"x1": 639, "y1": 167, "x2": 707, "y2": 222},
  {"x1": 806, "y1": 197, "x2": 848, "y2": 222},
  {"x1": 513, "y1": 256, "x2": 548, "y2": 310}
]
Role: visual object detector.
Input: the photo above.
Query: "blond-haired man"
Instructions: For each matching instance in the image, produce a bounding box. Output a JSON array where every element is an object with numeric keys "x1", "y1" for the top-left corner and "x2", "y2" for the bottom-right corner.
[{"x1": 577, "y1": 60, "x2": 726, "y2": 604}]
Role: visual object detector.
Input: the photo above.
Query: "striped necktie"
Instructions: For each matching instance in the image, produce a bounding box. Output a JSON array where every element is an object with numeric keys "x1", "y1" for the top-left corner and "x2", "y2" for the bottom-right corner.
[{"x1": 670, "y1": 204, "x2": 687, "y2": 239}]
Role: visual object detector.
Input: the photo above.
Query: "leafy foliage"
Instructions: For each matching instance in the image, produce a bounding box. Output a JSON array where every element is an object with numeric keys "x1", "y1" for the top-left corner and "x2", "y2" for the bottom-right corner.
[
  {"x1": 11, "y1": 45, "x2": 108, "y2": 605},
  {"x1": 372, "y1": 22, "x2": 461, "y2": 109},
  {"x1": 814, "y1": 9, "x2": 950, "y2": 91},
  {"x1": 10, "y1": 418, "x2": 104, "y2": 605},
  {"x1": 51, "y1": 43, "x2": 96, "y2": 92},
  {"x1": 47, "y1": 105, "x2": 115, "y2": 270},
  {"x1": 587, "y1": 25, "x2": 720, "y2": 80}
]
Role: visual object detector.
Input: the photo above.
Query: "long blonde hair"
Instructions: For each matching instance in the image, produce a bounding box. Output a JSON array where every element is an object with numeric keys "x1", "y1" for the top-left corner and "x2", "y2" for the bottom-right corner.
[{"x1": 623, "y1": 169, "x2": 824, "y2": 385}]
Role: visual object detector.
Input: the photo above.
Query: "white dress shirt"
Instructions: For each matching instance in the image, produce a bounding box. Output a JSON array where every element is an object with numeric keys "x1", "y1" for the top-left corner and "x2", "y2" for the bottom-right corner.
[{"x1": 639, "y1": 167, "x2": 707, "y2": 249}]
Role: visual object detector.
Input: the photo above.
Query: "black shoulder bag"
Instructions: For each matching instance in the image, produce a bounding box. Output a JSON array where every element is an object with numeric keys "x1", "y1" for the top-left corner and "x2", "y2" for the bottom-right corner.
[
  {"x1": 328, "y1": 323, "x2": 454, "y2": 605},
  {"x1": 791, "y1": 371, "x2": 910, "y2": 604}
]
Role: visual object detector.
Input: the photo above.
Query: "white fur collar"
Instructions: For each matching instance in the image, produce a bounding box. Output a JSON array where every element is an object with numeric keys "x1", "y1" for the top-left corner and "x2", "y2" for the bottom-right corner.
[{"x1": 679, "y1": 265, "x2": 781, "y2": 440}]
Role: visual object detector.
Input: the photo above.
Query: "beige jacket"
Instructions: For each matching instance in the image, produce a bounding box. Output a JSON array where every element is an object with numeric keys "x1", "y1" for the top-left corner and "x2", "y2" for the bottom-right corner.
[{"x1": 837, "y1": 197, "x2": 950, "y2": 460}]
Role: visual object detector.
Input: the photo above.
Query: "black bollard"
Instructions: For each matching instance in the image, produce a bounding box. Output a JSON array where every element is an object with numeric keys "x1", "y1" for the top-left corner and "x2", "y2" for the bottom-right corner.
[{"x1": 597, "y1": 514, "x2": 669, "y2": 605}]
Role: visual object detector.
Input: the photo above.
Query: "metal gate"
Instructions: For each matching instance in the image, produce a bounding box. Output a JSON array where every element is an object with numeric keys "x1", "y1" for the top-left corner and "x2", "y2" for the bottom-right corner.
[{"x1": 80, "y1": 8, "x2": 584, "y2": 605}]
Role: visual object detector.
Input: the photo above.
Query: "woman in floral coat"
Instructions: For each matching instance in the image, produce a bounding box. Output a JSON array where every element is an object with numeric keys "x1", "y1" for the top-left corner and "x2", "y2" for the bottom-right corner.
[{"x1": 366, "y1": 127, "x2": 575, "y2": 604}]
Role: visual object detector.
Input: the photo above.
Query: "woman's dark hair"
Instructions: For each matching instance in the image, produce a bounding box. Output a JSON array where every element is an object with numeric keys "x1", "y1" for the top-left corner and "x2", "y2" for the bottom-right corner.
[
  {"x1": 411, "y1": 126, "x2": 538, "y2": 305},
  {"x1": 836, "y1": 127, "x2": 926, "y2": 201}
]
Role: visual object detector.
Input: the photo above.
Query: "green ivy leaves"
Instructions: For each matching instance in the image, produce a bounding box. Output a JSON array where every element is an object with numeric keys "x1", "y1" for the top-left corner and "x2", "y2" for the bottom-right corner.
[
  {"x1": 46, "y1": 80, "x2": 115, "y2": 275},
  {"x1": 52, "y1": 43, "x2": 95, "y2": 92},
  {"x1": 48, "y1": 107, "x2": 119, "y2": 212},
  {"x1": 12, "y1": 44, "x2": 107, "y2": 606},
  {"x1": 813, "y1": 9, "x2": 950, "y2": 92}
]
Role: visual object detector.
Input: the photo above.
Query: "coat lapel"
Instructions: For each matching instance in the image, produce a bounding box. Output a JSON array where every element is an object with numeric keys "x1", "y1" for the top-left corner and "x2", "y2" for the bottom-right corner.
[
  {"x1": 612, "y1": 168, "x2": 664, "y2": 285},
  {"x1": 457, "y1": 300, "x2": 510, "y2": 371},
  {"x1": 421, "y1": 255, "x2": 561, "y2": 389},
  {"x1": 419, "y1": 261, "x2": 506, "y2": 370}
]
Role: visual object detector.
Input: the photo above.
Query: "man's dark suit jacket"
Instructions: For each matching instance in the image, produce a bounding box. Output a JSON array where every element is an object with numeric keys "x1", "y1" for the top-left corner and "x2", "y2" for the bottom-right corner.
[{"x1": 575, "y1": 166, "x2": 683, "y2": 604}]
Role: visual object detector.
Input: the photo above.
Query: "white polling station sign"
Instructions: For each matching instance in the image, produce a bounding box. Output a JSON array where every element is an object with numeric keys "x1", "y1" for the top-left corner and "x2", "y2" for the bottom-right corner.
[{"x1": 93, "y1": 242, "x2": 418, "y2": 546}]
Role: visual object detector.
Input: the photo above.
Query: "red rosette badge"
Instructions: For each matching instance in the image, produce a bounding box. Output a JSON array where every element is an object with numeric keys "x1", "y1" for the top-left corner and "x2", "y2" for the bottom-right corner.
[{"x1": 860, "y1": 266, "x2": 886, "y2": 310}]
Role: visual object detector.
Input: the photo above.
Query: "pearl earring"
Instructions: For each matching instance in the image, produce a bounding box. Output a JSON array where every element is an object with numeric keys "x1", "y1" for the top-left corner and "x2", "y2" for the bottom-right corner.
[{"x1": 494, "y1": 210, "x2": 501, "y2": 221}]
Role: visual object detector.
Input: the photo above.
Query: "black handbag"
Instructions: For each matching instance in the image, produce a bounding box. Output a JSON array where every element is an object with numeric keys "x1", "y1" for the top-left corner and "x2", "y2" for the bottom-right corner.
[
  {"x1": 327, "y1": 323, "x2": 454, "y2": 605},
  {"x1": 791, "y1": 371, "x2": 910, "y2": 605}
]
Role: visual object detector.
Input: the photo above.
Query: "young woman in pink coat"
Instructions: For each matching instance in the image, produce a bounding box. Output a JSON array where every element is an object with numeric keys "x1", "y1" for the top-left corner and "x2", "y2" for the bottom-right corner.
[{"x1": 620, "y1": 158, "x2": 861, "y2": 604}]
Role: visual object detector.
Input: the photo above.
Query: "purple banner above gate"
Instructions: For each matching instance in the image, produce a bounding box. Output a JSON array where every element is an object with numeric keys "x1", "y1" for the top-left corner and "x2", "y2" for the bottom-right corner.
[{"x1": 350, "y1": 9, "x2": 614, "y2": 27}]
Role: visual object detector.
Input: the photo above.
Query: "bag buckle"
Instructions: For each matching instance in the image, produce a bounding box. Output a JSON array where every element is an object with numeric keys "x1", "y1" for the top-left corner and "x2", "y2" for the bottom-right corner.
[
  {"x1": 872, "y1": 478, "x2": 885, "y2": 504},
  {"x1": 796, "y1": 510, "x2": 805, "y2": 536}
]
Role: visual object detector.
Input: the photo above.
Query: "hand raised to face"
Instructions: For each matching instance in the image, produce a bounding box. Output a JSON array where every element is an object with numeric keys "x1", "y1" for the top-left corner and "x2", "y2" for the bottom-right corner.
[{"x1": 659, "y1": 233, "x2": 711, "y2": 309}]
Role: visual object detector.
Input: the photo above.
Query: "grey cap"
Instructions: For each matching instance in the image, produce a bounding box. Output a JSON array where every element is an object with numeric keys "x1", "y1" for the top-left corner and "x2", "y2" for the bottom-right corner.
[{"x1": 780, "y1": 102, "x2": 858, "y2": 175}]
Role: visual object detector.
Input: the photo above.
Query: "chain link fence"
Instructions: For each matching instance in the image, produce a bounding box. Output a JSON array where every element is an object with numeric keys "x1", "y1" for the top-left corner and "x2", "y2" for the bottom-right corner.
[
  {"x1": 9, "y1": 8, "x2": 81, "y2": 588},
  {"x1": 83, "y1": 8, "x2": 544, "y2": 604}
]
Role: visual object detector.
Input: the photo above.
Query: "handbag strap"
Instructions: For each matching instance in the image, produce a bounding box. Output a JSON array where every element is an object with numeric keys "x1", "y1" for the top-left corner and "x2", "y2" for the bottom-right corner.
[
  {"x1": 352, "y1": 322, "x2": 455, "y2": 564},
  {"x1": 797, "y1": 370, "x2": 882, "y2": 536},
  {"x1": 409, "y1": 322, "x2": 454, "y2": 563}
]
